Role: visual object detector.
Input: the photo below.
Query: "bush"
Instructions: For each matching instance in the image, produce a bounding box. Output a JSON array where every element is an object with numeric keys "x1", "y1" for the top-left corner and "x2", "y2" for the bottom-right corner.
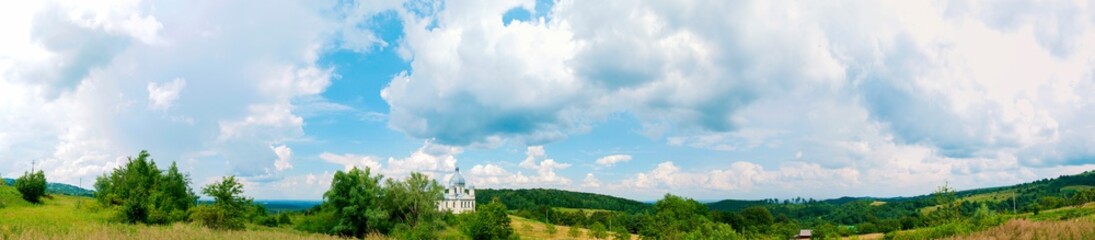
[
  {"x1": 544, "y1": 222, "x2": 557, "y2": 236},
  {"x1": 324, "y1": 167, "x2": 388, "y2": 237},
  {"x1": 568, "y1": 224, "x2": 582, "y2": 238},
  {"x1": 295, "y1": 211, "x2": 337, "y2": 234},
  {"x1": 612, "y1": 225, "x2": 629, "y2": 240},
  {"x1": 192, "y1": 176, "x2": 250, "y2": 230},
  {"x1": 190, "y1": 205, "x2": 243, "y2": 230},
  {"x1": 463, "y1": 198, "x2": 516, "y2": 240},
  {"x1": 589, "y1": 222, "x2": 608, "y2": 239},
  {"x1": 94, "y1": 151, "x2": 197, "y2": 224},
  {"x1": 15, "y1": 170, "x2": 47, "y2": 204}
]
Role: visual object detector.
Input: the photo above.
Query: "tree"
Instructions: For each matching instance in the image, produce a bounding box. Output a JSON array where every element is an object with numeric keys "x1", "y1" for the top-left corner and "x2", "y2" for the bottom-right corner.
[
  {"x1": 15, "y1": 170, "x2": 47, "y2": 203},
  {"x1": 929, "y1": 182, "x2": 959, "y2": 223},
  {"x1": 589, "y1": 222, "x2": 608, "y2": 239},
  {"x1": 651, "y1": 194, "x2": 710, "y2": 238},
  {"x1": 385, "y1": 172, "x2": 446, "y2": 239},
  {"x1": 324, "y1": 167, "x2": 388, "y2": 237},
  {"x1": 150, "y1": 162, "x2": 197, "y2": 223},
  {"x1": 464, "y1": 198, "x2": 516, "y2": 240},
  {"x1": 740, "y1": 206, "x2": 774, "y2": 231},
  {"x1": 94, "y1": 150, "x2": 197, "y2": 224},
  {"x1": 192, "y1": 176, "x2": 251, "y2": 230},
  {"x1": 384, "y1": 172, "x2": 444, "y2": 227}
]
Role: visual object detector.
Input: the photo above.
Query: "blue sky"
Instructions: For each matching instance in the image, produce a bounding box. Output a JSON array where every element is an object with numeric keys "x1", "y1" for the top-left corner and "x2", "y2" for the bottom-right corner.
[{"x1": 2, "y1": 0, "x2": 1095, "y2": 201}]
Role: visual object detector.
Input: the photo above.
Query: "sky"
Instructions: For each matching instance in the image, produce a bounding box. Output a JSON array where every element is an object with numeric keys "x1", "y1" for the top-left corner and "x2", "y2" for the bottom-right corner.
[{"x1": 2, "y1": 0, "x2": 1095, "y2": 201}]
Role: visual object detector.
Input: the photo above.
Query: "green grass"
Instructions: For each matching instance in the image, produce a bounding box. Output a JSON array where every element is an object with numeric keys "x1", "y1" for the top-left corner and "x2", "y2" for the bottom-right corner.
[
  {"x1": 553, "y1": 207, "x2": 615, "y2": 215},
  {"x1": 960, "y1": 189, "x2": 1017, "y2": 202},
  {"x1": 509, "y1": 215, "x2": 635, "y2": 240},
  {"x1": 1061, "y1": 185, "x2": 1095, "y2": 193},
  {"x1": 0, "y1": 185, "x2": 348, "y2": 240}
]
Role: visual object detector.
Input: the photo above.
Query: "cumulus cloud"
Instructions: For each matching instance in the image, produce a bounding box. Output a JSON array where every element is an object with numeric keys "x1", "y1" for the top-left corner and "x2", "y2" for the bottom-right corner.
[
  {"x1": 581, "y1": 173, "x2": 601, "y2": 188},
  {"x1": 0, "y1": 0, "x2": 339, "y2": 185},
  {"x1": 272, "y1": 144, "x2": 292, "y2": 171},
  {"x1": 595, "y1": 154, "x2": 632, "y2": 167},
  {"x1": 466, "y1": 146, "x2": 574, "y2": 188},
  {"x1": 147, "y1": 78, "x2": 186, "y2": 110},
  {"x1": 360, "y1": 0, "x2": 1095, "y2": 199},
  {"x1": 319, "y1": 152, "x2": 383, "y2": 171},
  {"x1": 385, "y1": 141, "x2": 461, "y2": 178}
]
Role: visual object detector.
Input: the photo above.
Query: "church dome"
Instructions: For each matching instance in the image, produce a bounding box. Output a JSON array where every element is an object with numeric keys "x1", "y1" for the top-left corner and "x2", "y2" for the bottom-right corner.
[{"x1": 449, "y1": 167, "x2": 465, "y2": 187}]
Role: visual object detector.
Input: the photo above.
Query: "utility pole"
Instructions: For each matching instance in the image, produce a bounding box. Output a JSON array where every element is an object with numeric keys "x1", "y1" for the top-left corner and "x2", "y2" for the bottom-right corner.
[{"x1": 31, "y1": 159, "x2": 36, "y2": 172}]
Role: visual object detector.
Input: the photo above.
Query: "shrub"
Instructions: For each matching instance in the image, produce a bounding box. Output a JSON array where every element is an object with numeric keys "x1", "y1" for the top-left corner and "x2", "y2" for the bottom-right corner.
[
  {"x1": 15, "y1": 170, "x2": 47, "y2": 204},
  {"x1": 590, "y1": 222, "x2": 608, "y2": 239},
  {"x1": 192, "y1": 176, "x2": 250, "y2": 230},
  {"x1": 190, "y1": 205, "x2": 242, "y2": 230},
  {"x1": 463, "y1": 198, "x2": 516, "y2": 240},
  {"x1": 94, "y1": 151, "x2": 197, "y2": 224},
  {"x1": 568, "y1": 224, "x2": 582, "y2": 238},
  {"x1": 295, "y1": 210, "x2": 337, "y2": 234},
  {"x1": 544, "y1": 222, "x2": 557, "y2": 236},
  {"x1": 612, "y1": 225, "x2": 629, "y2": 240},
  {"x1": 324, "y1": 167, "x2": 388, "y2": 237}
]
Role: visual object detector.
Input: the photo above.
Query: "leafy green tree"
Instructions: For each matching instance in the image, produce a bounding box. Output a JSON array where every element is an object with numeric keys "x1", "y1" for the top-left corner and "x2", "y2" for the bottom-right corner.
[
  {"x1": 383, "y1": 172, "x2": 444, "y2": 228},
  {"x1": 589, "y1": 222, "x2": 608, "y2": 239},
  {"x1": 929, "y1": 182, "x2": 959, "y2": 223},
  {"x1": 464, "y1": 198, "x2": 516, "y2": 240},
  {"x1": 650, "y1": 194, "x2": 709, "y2": 238},
  {"x1": 683, "y1": 221, "x2": 743, "y2": 240},
  {"x1": 94, "y1": 150, "x2": 197, "y2": 224},
  {"x1": 324, "y1": 167, "x2": 388, "y2": 237},
  {"x1": 15, "y1": 170, "x2": 47, "y2": 203},
  {"x1": 1073, "y1": 188, "x2": 1095, "y2": 206},
  {"x1": 149, "y1": 162, "x2": 197, "y2": 223},
  {"x1": 192, "y1": 176, "x2": 251, "y2": 230},
  {"x1": 740, "y1": 206, "x2": 774, "y2": 230}
]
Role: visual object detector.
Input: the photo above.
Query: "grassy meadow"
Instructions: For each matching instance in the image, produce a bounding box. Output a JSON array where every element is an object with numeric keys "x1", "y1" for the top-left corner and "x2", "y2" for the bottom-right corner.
[{"x1": 0, "y1": 184, "x2": 347, "y2": 240}]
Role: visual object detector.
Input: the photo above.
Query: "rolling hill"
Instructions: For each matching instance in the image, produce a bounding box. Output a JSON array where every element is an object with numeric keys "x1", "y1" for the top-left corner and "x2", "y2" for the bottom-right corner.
[
  {"x1": 476, "y1": 188, "x2": 650, "y2": 213},
  {"x1": 3, "y1": 178, "x2": 95, "y2": 197}
]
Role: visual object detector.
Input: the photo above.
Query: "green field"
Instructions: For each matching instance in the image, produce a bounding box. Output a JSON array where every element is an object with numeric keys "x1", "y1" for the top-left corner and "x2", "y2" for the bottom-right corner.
[{"x1": 0, "y1": 184, "x2": 349, "y2": 240}]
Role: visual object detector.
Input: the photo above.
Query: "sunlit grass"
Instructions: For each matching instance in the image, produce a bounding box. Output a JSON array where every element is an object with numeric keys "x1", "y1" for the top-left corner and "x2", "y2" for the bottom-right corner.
[
  {"x1": 0, "y1": 185, "x2": 347, "y2": 240},
  {"x1": 509, "y1": 215, "x2": 637, "y2": 240}
]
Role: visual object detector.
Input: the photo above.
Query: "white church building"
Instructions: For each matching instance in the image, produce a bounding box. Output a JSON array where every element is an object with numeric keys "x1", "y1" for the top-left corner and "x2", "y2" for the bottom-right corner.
[{"x1": 438, "y1": 167, "x2": 475, "y2": 213}]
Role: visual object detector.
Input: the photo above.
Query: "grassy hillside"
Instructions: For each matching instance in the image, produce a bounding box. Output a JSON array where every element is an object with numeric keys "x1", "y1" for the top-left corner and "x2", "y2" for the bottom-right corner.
[
  {"x1": 477, "y1": 188, "x2": 650, "y2": 213},
  {"x1": 510, "y1": 215, "x2": 637, "y2": 240},
  {"x1": 3, "y1": 178, "x2": 95, "y2": 197},
  {"x1": 0, "y1": 184, "x2": 348, "y2": 240}
]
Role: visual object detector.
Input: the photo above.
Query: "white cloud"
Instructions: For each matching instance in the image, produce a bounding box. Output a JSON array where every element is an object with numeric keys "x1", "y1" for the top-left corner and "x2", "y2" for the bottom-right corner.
[
  {"x1": 465, "y1": 146, "x2": 574, "y2": 188},
  {"x1": 272, "y1": 144, "x2": 292, "y2": 171},
  {"x1": 595, "y1": 154, "x2": 632, "y2": 167},
  {"x1": 147, "y1": 77, "x2": 186, "y2": 110},
  {"x1": 0, "y1": 0, "x2": 340, "y2": 185},
  {"x1": 581, "y1": 173, "x2": 601, "y2": 188},
  {"x1": 519, "y1": 146, "x2": 547, "y2": 169},
  {"x1": 385, "y1": 141, "x2": 461, "y2": 178},
  {"x1": 319, "y1": 152, "x2": 382, "y2": 171}
]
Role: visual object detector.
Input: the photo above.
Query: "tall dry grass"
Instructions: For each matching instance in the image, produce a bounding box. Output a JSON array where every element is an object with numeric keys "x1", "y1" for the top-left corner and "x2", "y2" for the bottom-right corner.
[{"x1": 944, "y1": 218, "x2": 1095, "y2": 240}]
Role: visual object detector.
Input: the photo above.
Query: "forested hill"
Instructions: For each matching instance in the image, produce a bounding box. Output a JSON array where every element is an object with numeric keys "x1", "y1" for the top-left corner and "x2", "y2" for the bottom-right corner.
[
  {"x1": 3, "y1": 178, "x2": 95, "y2": 197},
  {"x1": 476, "y1": 188, "x2": 650, "y2": 213}
]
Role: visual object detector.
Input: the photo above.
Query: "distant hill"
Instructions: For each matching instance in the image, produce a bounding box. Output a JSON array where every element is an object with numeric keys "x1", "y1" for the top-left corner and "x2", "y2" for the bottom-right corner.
[
  {"x1": 3, "y1": 178, "x2": 95, "y2": 197},
  {"x1": 708, "y1": 170, "x2": 1095, "y2": 212},
  {"x1": 476, "y1": 188, "x2": 650, "y2": 213}
]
